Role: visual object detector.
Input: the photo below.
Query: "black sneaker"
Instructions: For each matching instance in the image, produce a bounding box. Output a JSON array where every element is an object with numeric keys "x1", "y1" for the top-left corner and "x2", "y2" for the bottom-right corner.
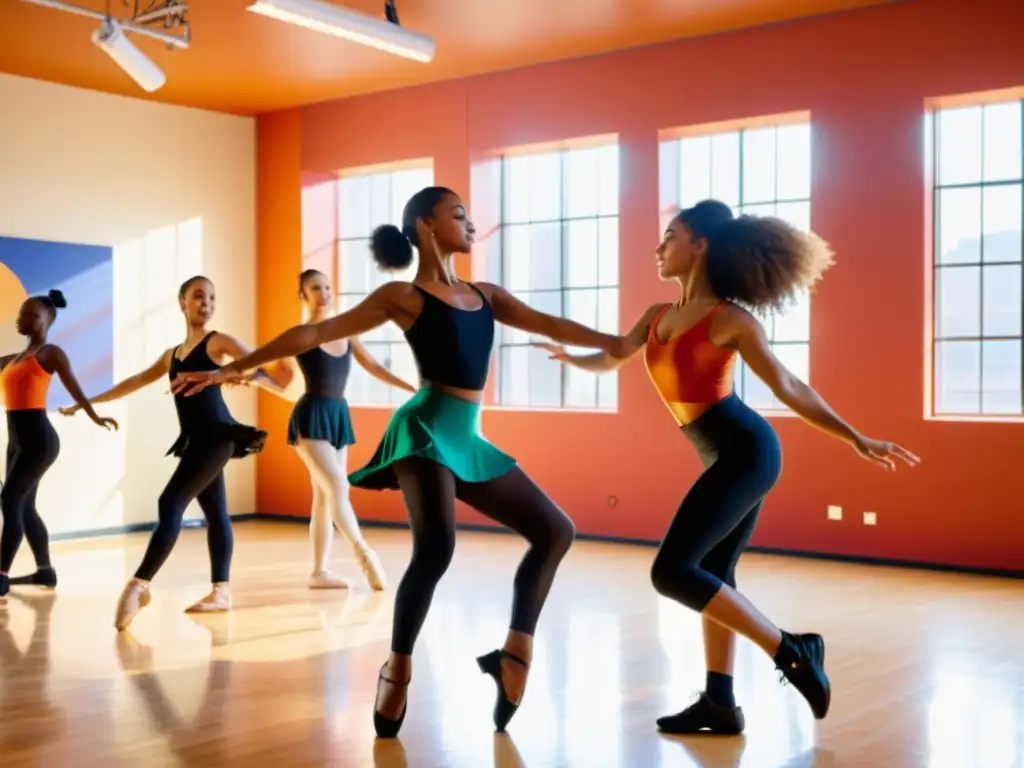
[
  {"x1": 656, "y1": 692, "x2": 745, "y2": 735},
  {"x1": 776, "y1": 631, "x2": 830, "y2": 719}
]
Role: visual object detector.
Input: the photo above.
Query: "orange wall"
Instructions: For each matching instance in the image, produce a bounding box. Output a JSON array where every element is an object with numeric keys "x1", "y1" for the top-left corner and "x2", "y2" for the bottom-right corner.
[{"x1": 256, "y1": 0, "x2": 1024, "y2": 573}]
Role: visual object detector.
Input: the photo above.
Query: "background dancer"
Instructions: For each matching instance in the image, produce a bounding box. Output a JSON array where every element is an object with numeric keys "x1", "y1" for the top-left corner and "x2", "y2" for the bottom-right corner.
[
  {"x1": 62, "y1": 276, "x2": 292, "y2": 630},
  {"x1": 537, "y1": 199, "x2": 919, "y2": 733},
  {"x1": 172, "y1": 186, "x2": 633, "y2": 737},
  {"x1": 289, "y1": 268, "x2": 415, "y2": 590},
  {"x1": 1, "y1": 290, "x2": 118, "y2": 597}
]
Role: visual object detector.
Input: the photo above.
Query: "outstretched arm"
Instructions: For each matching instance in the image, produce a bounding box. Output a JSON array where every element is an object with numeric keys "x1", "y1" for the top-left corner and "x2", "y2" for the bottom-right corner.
[
  {"x1": 482, "y1": 283, "x2": 634, "y2": 358},
  {"x1": 39, "y1": 346, "x2": 118, "y2": 430},
  {"x1": 534, "y1": 303, "x2": 662, "y2": 373},
  {"x1": 730, "y1": 313, "x2": 919, "y2": 471},
  {"x1": 350, "y1": 337, "x2": 417, "y2": 393},
  {"x1": 61, "y1": 349, "x2": 171, "y2": 413},
  {"x1": 208, "y1": 333, "x2": 296, "y2": 394}
]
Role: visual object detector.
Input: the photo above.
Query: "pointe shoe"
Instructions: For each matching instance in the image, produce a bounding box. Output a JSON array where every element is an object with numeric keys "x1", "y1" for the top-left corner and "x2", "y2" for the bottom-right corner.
[
  {"x1": 476, "y1": 649, "x2": 529, "y2": 733},
  {"x1": 354, "y1": 543, "x2": 387, "y2": 591},
  {"x1": 184, "y1": 584, "x2": 232, "y2": 614},
  {"x1": 309, "y1": 570, "x2": 351, "y2": 590},
  {"x1": 114, "y1": 580, "x2": 152, "y2": 631},
  {"x1": 373, "y1": 663, "x2": 410, "y2": 739}
]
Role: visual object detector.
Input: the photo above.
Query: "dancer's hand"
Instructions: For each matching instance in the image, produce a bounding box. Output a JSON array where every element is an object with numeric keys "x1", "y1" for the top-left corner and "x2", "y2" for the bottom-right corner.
[
  {"x1": 532, "y1": 342, "x2": 571, "y2": 362},
  {"x1": 852, "y1": 436, "x2": 920, "y2": 471},
  {"x1": 59, "y1": 404, "x2": 80, "y2": 417},
  {"x1": 170, "y1": 369, "x2": 237, "y2": 396},
  {"x1": 91, "y1": 414, "x2": 119, "y2": 431}
]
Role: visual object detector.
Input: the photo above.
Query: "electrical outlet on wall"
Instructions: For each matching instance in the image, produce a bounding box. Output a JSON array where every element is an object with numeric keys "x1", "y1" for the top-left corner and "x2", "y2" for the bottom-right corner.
[
  {"x1": 863, "y1": 511, "x2": 877, "y2": 526},
  {"x1": 827, "y1": 505, "x2": 843, "y2": 521}
]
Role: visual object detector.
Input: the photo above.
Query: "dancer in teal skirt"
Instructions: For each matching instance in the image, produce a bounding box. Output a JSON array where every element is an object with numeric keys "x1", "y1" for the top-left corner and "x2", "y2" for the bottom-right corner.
[{"x1": 172, "y1": 186, "x2": 634, "y2": 738}]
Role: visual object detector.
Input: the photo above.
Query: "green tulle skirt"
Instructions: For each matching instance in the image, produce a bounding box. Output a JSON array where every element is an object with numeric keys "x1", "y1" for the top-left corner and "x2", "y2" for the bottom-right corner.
[{"x1": 348, "y1": 387, "x2": 517, "y2": 490}]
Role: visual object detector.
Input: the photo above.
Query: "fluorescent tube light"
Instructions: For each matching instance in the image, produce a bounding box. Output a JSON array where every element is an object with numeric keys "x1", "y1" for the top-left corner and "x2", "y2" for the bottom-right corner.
[
  {"x1": 92, "y1": 18, "x2": 167, "y2": 92},
  {"x1": 247, "y1": 0, "x2": 435, "y2": 63}
]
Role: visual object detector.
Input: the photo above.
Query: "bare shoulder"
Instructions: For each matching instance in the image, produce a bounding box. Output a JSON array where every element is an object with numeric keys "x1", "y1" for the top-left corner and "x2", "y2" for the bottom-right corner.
[{"x1": 712, "y1": 302, "x2": 764, "y2": 345}]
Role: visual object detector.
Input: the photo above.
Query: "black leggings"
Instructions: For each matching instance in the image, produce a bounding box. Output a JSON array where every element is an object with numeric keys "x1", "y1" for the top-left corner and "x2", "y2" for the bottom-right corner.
[
  {"x1": 650, "y1": 394, "x2": 782, "y2": 612},
  {"x1": 389, "y1": 458, "x2": 576, "y2": 655},
  {"x1": 1, "y1": 410, "x2": 60, "y2": 573},
  {"x1": 135, "y1": 439, "x2": 235, "y2": 584}
]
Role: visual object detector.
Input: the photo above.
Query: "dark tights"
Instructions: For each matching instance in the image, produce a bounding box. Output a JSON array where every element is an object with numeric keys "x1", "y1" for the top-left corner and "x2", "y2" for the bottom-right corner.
[
  {"x1": 650, "y1": 394, "x2": 782, "y2": 612},
  {"x1": 389, "y1": 458, "x2": 576, "y2": 655},
  {"x1": 135, "y1": 439, "x2": 235, "y2": 584},
  {"x1": 1, "y1": 411, "x2": 59, "y2": 575}
]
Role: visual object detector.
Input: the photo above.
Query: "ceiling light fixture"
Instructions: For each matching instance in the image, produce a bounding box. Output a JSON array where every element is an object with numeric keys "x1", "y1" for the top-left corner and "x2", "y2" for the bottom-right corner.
[
  {"x1": 19, "y1": 0, "x2": 190, "y2": 48},
  {"x1": 92, "y1": 18, "x2": 167, "y2": 93},
  {"x1": 247, "y1": 0, "x2": 435, "y2": 63}
]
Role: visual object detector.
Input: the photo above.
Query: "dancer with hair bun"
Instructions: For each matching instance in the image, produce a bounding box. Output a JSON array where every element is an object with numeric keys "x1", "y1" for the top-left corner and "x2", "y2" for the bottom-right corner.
[
  {"x1": 537, "y1": 199, "x2": 920, "y2": 733},
  {"x1": 1, "y1": 289, "x2": 119, "y2": 598},
  {"x1": 63, "y1": 275, "x2": 293, "y2": 630},
  {"x1": 288, "y1": 268, "x2": 415, "y2": 590},
  {"x1": 172, "y1": 186, "x2": 635, "y2": 737}
]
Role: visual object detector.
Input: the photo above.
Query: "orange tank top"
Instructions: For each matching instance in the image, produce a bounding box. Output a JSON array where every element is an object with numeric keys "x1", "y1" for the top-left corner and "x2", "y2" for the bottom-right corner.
[
  {"x1": 1, "y1": 355, "x2": 52, "y2": 411},
  {"x1": 644, "y1": 302, "x2": 736, "y2": 426}
]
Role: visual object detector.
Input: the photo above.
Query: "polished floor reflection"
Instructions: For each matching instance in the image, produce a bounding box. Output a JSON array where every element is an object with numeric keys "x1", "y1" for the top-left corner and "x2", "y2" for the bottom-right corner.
[{"x1": 1, "y1": 521, "x2": 1022, "y2": 767}]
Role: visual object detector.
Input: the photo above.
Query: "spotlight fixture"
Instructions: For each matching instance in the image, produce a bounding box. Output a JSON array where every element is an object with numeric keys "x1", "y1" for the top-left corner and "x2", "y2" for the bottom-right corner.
[
  {"x1": 247, "y1": 0, "x2": 436, "y2": 63},
  {"x1": 92, "y1": 17, "x2": 167, "y2": 92}
]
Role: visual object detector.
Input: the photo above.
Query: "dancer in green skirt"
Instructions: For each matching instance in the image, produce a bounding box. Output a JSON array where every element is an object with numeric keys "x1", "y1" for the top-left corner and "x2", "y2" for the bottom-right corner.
[{"x1": 171, "y1": 186, "x2": 634, "y2": 738}]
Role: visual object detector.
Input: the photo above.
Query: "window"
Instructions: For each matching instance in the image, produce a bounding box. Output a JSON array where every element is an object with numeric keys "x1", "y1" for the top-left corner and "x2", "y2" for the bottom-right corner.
[
  {"x1": 336, "y1": 166, "x2": 432, "y2": 406},
  {"x1": 488, "y1": 143, "x2": 620, "y2": 409},
  {"x1": 659, "y1": 120, "x2": 813, "y2": 411},
  {"x1": 930, "y1": 100, "x2": 1023, "y2": 416}
]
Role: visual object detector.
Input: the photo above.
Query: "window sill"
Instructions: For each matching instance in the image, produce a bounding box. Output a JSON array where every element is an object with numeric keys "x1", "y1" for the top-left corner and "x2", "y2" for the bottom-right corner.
[{"x1": 925, "y1": 413, "x2": 1024, "y2": 424}]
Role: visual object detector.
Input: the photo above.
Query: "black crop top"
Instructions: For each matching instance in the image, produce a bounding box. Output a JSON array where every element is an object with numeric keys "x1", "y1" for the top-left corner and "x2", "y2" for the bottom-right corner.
[
  {"x1": 169, "y1": 332, "x2": 237, "y2": 432},
  {"x1": 296, "y1": 344, "x2": 352, "y2": 399},
  {"x1": 404, "y1": 283, "x2": 494, "y2": 390}
]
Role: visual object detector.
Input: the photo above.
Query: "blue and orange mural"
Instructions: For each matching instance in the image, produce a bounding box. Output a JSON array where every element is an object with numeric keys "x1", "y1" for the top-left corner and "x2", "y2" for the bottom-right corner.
[{"x1": 0, "y1": 236, "x2": 113, "y2": 411}]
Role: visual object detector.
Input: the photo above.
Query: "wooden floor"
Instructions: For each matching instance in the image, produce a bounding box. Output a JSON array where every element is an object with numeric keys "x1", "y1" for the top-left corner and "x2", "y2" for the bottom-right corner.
[{"x1": 1, "y1": 521, "x2": 1022, "y2": 768}]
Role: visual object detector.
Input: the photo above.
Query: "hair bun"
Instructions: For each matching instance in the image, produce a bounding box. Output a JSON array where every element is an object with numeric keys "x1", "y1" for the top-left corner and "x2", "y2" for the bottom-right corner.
[
  {"x1": 370, "y1": 223, "x2": 414, "y2": 271},
  {"x1": 47, "y1": 288, "x2": 67, "y2": 309}
]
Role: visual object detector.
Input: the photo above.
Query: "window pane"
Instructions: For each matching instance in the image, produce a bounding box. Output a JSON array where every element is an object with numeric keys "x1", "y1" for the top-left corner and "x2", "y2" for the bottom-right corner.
[
  {"x1": 368, "y1": 174, "x2": 391, "y2": 230},
  {"x1": 597, "y1": 288, "x2": 618, "y2": 335},
  {"x1": 937, "y1": 187, "x2": 982, "y2": 265},
  {"x1": 339, "y1": 240, "x2": 372, "y2": 294},
  {"x1": 776, "y1": 123, "x2": 812, "y2": 201},
  {"x1": 598, "y1": 217, "x2": 619, "y2": 287},
  {"x1": 565, "y1": 219, "x2": 599, "y2": 288},
  {"x1": 503, "y1": 224, "x2": 532, "y2": 291},
  {"x1": 935, "y1": 340, "x2": 981, "y2": 414},
  {"x1": 982, "y1": 184, "x2": 1023, "y2": 263},
  {"x1": 936, "y1": 266, "x2": 980, "y2": 338},
  {"x1": 678, "y1": 136, "x2": 712, "y2": 208},
  {"x1": 361, "y1": 341, "x2": 392, "y2": 405},
  {"x1": 741, "y1": 358, "x2": 775, "y2": 409},
  {"x1": 982, "y1": 102, "x2": 1023, "y2": 183},
  {"x1": 564, "y1": 147, "x2": 600, "y2": 219},
  {"x1": 740, "y1": 202, "x2": 775, "y2": 218},
  {"x1": 527, "y1": 222, "x2": 563, "y2": 290},
  {"x1": 774, "y1": 342, "x2": 809, "y2": 385},
  {"x1": 503, "y1": 155, "x2": 531, "y2": 224},
  {"x1": 982, "y1": 265, "x2": 1021, "y2": 336},
  {"x1": 598, "y1": 144, "x2": 620, "y2": 216},
  {"x1": 527, "y1": 344, "x2": 561, "y2": 408},
  {"x1": 742, "y1": 127, "x2": 777, "y2": 204},
  {"x1": 659, "y1": 140, "x2": 680, "y2": 213},
  {"x1": 938, "y1": 106, "x2": 983, "y2": 186},
  {"x1": 499, "y1": 345, "x2": 530, "y2": 406},
  {"x1": 565, "y1": 289, "x2": 598, "y2": 344},
  {"x1": 981, "y1": 340, "x2": 1021, "y2": 414},
  {"x1": 338, "y1": 176, "x2": 371, "y2": 238},
  {"x1": 710, "y1": 133, "x2": 741, "y2": 207},
  {"x1": 529, "y1": 152, "x2": 562, "y2": 222},
  {"x1": 390, "y1": 342, "x2": 419, "y2": 404},
  {"x1": 776, "y1": 200, "x2": 811, "y2": 233},
  {"x1": 598, "y1": 368, "x2": 617, "y2": 410},
  {"x1": 565, "y1": 366, "x2": 597, "y2": 409},
  {"x1": 391, "y1": 168, "x2": 433, "y2": 223},
  {"x1": 773, "y1": 290, "x2": 811, "y2": 343}
]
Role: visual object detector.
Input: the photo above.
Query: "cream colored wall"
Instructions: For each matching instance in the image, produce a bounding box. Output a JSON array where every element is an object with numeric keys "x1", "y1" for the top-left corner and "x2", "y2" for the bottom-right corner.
[{"x1": 0, "y1": 73, "x2": 257, "y2": 540}]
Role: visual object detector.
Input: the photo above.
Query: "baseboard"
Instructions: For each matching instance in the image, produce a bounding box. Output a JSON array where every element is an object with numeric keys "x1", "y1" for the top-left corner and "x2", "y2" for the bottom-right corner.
[
  {"x1": 254, "y1": 512, "x2": 1024, "y2": 580},
  {"x1": 49, "y1": 513, "x2": 259, "y2": 543}
]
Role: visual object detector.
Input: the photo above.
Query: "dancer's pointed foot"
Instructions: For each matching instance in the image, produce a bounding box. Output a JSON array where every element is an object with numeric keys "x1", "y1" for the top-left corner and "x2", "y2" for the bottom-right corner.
[
  {"x1": 8, "y1": 566, "x2": 57, "y2": 589},
  {"x1": 184, "y1": 583, "x2": 232, "y2": 614},
  {"x1": 476, "y1": 648, "x2": 530, "y2": 732},
  {"x1": 114, "y1": 579, "x2": 152, "y2": 631},
  {"x1": 374, "y1": 658, "x2": 411, "y2": 738},
  {"x1": 354, "y1": 542, "x2": 386, "y2": 591}
]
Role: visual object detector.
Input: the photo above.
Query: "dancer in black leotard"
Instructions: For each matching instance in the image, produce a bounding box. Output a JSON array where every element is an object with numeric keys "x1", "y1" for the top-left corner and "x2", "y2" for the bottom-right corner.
[
  {"x1": 62, "y1": 276, "x2": 293, "y2": 629},
  {"x1": 285, "y1": 269, "x2": 415, "y2": 590},
  {"x1": 174, "y1": 187, "x2": 633, "y2": 737},
  {"x1": 539, "y1": 200, "x2": 919, "y2": 732},
  {"x1": 1, "y1": 290, "x2": 118, "y2": 597}
]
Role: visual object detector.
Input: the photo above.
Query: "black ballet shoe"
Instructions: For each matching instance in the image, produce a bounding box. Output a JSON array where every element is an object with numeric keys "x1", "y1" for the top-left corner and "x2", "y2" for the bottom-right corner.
[
  {"x1": 373, "y1": 664, "x2": 410, "y2": 739},
  {"x1": 8, "y1": 568, "x2": 57, "y2": 589},
  {"x1": 0, "y1": 574, "x2": 8, "y2": 598},
  {"x1": 476, "y1": 649, "x2": 529, "y2": 733}
]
